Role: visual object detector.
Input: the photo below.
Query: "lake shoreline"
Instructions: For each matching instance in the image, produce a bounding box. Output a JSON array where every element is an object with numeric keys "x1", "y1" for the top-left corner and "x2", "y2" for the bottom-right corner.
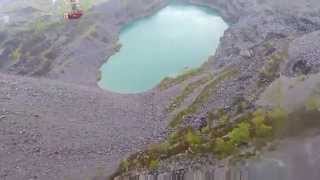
[{"x1": 98, "y1": 3, "x2": 228, "y2": 93}]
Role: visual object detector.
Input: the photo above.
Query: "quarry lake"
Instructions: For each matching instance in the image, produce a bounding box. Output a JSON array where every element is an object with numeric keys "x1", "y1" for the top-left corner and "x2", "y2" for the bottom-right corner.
[{"x1": 98, "y1": 3, "x2": 228, "y2": 93}]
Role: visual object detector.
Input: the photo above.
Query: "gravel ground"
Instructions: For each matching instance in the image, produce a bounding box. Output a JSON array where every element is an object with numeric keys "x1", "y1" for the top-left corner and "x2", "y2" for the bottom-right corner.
[{"x1": 0, "y1": 73, "x2": 167, "y2": 180}]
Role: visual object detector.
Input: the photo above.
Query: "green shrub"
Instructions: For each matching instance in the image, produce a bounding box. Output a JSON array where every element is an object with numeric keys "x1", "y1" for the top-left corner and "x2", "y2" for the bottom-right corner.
[
  {"x1": 167, "y1": 131, "x2": 180, "y2": 145},
  {"x1": 120, "y1": 160, "x2": 129, "y2": 172},
  {"x1": 167, "y1": 75, "x2": 212, "y2": 112},
  {"x1": 149, "y1": 159, "x2": 159, "y2": 170},
  {"x1": 219, "y1": 114, "x2": 229, "y2": 125},
  {"x1": 185, "y1": 130, "x2": 202, "y2": 146},
  {"x1": 268, "y1": 108, "x2": 287, "y2": 133},
  {"x1": 169, "y1": 106, "x2": 197, "y2": 127},
  {"x1": 10, "y1": 48, "x2": 21, "y2": 61},
  {"x1": 214, "y1": 138, "x2": 235, "y2": 157},
  {"x1": 192, "y1": 68, "x2": 238, "y2": 108},
  {"x1": 169, "y1": 68, "x2": 238, "y2": 128},
  {"x1": 257, "y1": 124, "x2": 272, "y2": 137},
  {"x1": 305, "y1": 96, "x2": 320, "y2": 111},
  {"x1": 201, "y1": 125, "x2": 210, "y2": 134},
  {"x1": 252, "y1": 115, "x2": 272, "y2": 137},
  {"x1": 113, "y1": 107, "x2": 289, "y2": 175},
  {"x1": 157, "y1": 142, "x2": 171, "y2": 153},
  {"x1": 253, "y1": 108, "x2": 266, "y2": 117},
  {"x1": 148, "y1": 142, "x2": 170, "y2": 156},
  {"x1": 33, "y1": 19, "x2": 46, "y2": 33},
  {"x1": 236, "y1": 101, "x2": 248, "y2": 113},
  {"x1": 228, "y1": 122, "x2": 250, "y2": 145},
  {"x1": 159, "y1": 68, "x2": 202, "y2": 91}
]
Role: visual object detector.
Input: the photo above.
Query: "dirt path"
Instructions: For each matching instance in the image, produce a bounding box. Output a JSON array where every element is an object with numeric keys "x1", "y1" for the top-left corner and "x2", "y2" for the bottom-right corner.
[{"x1": 0, "y1": 73, "x2": 167, "y2": 180}]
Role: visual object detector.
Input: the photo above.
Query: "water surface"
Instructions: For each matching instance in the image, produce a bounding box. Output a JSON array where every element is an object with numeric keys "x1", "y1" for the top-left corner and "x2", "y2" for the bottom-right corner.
[{"x1": 99, "y1": 3, "x2": 228, "y2": 93}]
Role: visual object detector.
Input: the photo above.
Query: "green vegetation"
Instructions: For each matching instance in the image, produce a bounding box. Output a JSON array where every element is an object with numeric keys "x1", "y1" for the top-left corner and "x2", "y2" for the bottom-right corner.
[
  {"x1": 111, "y1": 107, "x2": 289, "y2": 178},
  {"x1": 185, "y1": 129, "x2": 205, "y2": 153},
  {"x1": 167, "y1": 75, "x2": 213, "y2": 112},
  {"x1": 112, "y1": 66, "x2": 290, "y2": 177},
  {"x1": 159, "y1": 68, "x2": 203, "y2": 91},
  {"x1": 110, "y1": 44, "x2": 292, "y2": 178},
  {"x1": 185, "y1": 130, "x2": 202, "y2": 145},
  {"x1": 251, "y1": 113, "x2": 272, "y2": 138},
  {"x1": 149, "y1": 159, "x2": 160, "y2": 170},
  {"x1": 207, "y1": 108, "x2": 229, "y2": 127},
  {"x1": 228, "y1": 122, "x2": 250, "y2": 145},
  {"x1": 265, "y1": 80, "x2": 284, "y2": 108},
  {"x1": 81, "y1": 0, "x2": 94, "y2": 11},
  {"x1": 214, "y1": 138, "x2": 235, "y2": 158},
  {"x1": 33, "y1": 19, "x2": 46, "y2": 33},
  {"x1": 268, "y1": 108, "x2": 288, "y2": 134},
  {"x1": 213, "y1": 122, "x2": 250, "y2": 158},
  {"x1": 263, "y1": 42, "x2": 274, "y2": 50},
  {"x1": 170, "y1": 68, "x2": 239, "y2": 127},
  {"x1": 120, "y1": 160, "x2": 130, "y2": 172},
  {"x1": 192, "y1": 68, "x2": 239, "y2": 108},
  {"x1": 170, "y1": 106, "x2": 197, "y2": 127},
  {"x1": 83, "y1": 25, "x2": 99, "y2": 39},
  {"x1": 258, "y1": 51, "x2": 288, "y2": 87},
  {"x1": 29, "y1": 19, "x2": 63, "y2": 34},
  {"x1": 10, "y1": 48, "x2": 21, "y2": 61},
  {"x1": 305, "y1": 95, "x2": 320, "y2": 111}
]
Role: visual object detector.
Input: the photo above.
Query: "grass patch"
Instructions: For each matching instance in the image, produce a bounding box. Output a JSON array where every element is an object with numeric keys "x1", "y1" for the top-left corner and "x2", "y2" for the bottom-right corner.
[
  {"x1": 167, "y1": 75, "x2": 213, "y2": 112},
  {"x1": 158, "y1": 68, "x2": 203, "y2": 91},
  {"x1": 169, "y1": 68, "x2": 239, "y2": 127},
  {"x1": 111, "y1": 107, "x2": 290, "y2": 179},
  {"x1": 81, "y1": 0, "x2": 95, "y2": 11},
  {"x1": 213, "y1": 122, "x2": 250, "y2": 158},
  {"x1": 28, "y1": 18, "x2": 64, "y2": 35},
  {"x1": 32, "y1": 19, "x2": 47, "y2": 33},
  {"x1": 84, "y1": 25, "x2": 99, "y2": 39},
  {"x1": 305, "y1": 95, "x2": 320, "y2": 111},
  {"x1": 214, "y1": 137, "x2": 235, "y2": 158},
  {"x1": 228, "y1": 122, "x2": 250, "y2": 145},
  {"x1": 251, "y1": 113, "x2": 273, "y2": 138},
  {"x1": 268, "y1": 108, "x2": 288, "y2": 135},
  {"x1": 169, "y1": 107, "x2": 197, "y2": 128},
  {"x1": 10, "y1": 48, "x2": 21, "y2": 61},
  {"x1": 192, "y1": 68, "x2": 239, "y2": 108}
]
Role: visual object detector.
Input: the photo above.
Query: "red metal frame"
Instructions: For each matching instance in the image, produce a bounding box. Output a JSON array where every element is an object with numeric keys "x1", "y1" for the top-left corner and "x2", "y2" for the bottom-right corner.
[
  {"x1": 66, "y1": 10, "x2": 83, "y2": 20},
  {"x1": 64, "y1": 0, "x2": 83, "y2": 20}
]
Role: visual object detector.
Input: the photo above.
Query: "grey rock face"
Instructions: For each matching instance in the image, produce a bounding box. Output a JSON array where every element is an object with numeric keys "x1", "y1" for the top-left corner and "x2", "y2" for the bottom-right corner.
[
  {"x1": 284, "y1": 30, "x2": 320, "y2": 76},
  {"x1": 183, "y1": 115, "x2": 207, "y2": 130},
  {"x1": 240, "y1": 48, "x2": 254, "y2": 58}
]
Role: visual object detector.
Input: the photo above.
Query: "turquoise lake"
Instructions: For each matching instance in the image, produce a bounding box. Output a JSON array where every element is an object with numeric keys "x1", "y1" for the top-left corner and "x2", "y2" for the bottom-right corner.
[{"x1": 98, "y1": 3, "x2": 228, "y2": 93}]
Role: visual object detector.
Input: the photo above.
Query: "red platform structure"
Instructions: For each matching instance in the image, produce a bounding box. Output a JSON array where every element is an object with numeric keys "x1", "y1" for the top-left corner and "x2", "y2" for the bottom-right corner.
[{"x1": 64, "y1": 0, "x2": 83, "y2": 20}]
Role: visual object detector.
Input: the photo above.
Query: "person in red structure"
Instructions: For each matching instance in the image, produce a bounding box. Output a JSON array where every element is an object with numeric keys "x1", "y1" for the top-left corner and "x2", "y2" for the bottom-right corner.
[{"x1": 64, "y1": 0, "x2": 83, "y2": 20}]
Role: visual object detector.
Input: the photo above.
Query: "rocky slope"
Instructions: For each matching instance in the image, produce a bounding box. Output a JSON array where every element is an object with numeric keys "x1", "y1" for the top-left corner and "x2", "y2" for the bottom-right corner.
[
  {"x1": 0, "y1": 72, "x2": 168, "y2": 180},
  {"x1": 107, "y1": 0, "x2": 320, "y2": 179},
  {"x1": 1, "y1": 0, "x2": 320, "y2": 180}
]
